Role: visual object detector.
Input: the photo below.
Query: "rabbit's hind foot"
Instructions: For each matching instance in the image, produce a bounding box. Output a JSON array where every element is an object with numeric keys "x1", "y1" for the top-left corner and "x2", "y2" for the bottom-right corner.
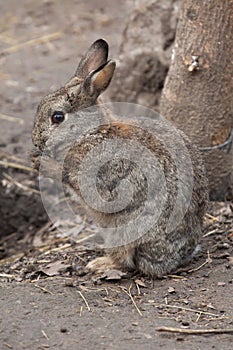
[{"x1": 86, "y1": 256, "x2": 117, "y2": 274}]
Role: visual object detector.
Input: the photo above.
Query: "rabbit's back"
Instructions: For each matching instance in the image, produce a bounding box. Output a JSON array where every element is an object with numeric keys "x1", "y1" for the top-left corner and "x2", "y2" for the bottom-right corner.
[
  {"x1": 63, "y1": 120, "x2": 208, "y2": 255},
  {"x1": 31, "y1": 39, "x2": 208, "y2": 277}
]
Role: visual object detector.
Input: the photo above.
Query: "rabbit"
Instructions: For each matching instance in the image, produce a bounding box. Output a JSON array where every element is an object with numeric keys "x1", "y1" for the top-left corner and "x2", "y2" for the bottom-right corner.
[{"x1": 31, "y1": 39, "x2": 208, "y2": 278}]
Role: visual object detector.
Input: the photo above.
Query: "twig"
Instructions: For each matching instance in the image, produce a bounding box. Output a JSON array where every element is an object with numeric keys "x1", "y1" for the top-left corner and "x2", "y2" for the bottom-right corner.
[
  {"x1": 135, "y1": 282, "x2": 141, "y2": 296},
  {"x1": 0, "y1": 252, "x2": 24, "y2": 266},
  {"x1": 0, "y1": 32, "x2": 63, "y2": 56},
  {"x1": 0, "y1": 113, "x2": 24, "y2": 124},
  {"x1": 156, "y1": 326, "x2": 233, "y2": 335},
  {"x1": 43, "y1": 243, "x2": 72, "y2": 255},
  {"x1": 189, "y1": 261, "x2": 209, "y2": 273},
  {"x1": 203, "y1": 229, "x2": 219, "y2": 237},
  {"x1": 0, "y1": 160, "x2": 36, "y2": 173},
  {"x1": 166, "y1": 274, "x2": 187, "y2": 279},
  {"x1": 74, "y1": 233, "x2": 95, "y2": 244},
  {"x1": 202, "y1": 316, "x2": 230, "y2": 322},
  {"x1": 188, "y1": 251, "x2": 212, "y2": 273},
  {"x1": 79, "y1": 305, "x2": 83, "y2": 317},
  {"x1": 0, "y1": 151, "x2": 27, "y2": 164},
  {"x1": 78, "y1": 290, "x2": 91, "y2": 311},
  {"x1": 154, "y1": 304, "x2": 219, "y2": 317},
  {"x1": 34, "y1": 283, "x2": 54, "y2": 295},
  {"x1": 0, "y1": 273, "x2": 15, "y2": 278},
  {"x1": 195, "y1": 312, "x2": 202, "y2": 323},
  {"x1": 121, "y1": 285, "x2": 142, "y2": 316},
  {"x1": 3, "y1": 172, "x2": 40, "y2": 194},
  {"x1": 205, "y1": 213, "x2": 220, "y2": 222},
  {"x1": 0, "y1": 33, "x2": 17, "y2": 45},
  {"x1": 41, "y1": 329, "x2": 49, "y2": 340}
]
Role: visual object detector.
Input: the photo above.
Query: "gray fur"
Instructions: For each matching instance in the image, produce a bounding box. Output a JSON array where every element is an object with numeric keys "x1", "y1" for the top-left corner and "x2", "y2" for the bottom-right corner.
[{"x1": 31, "y1": 39, "x2": 208, "y2": 278}]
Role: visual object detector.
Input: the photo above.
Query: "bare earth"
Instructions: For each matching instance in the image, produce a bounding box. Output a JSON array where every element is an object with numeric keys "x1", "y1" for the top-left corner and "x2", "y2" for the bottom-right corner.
[{"x1": 0, "y1": 1, "x2": 233, "y2": 349}]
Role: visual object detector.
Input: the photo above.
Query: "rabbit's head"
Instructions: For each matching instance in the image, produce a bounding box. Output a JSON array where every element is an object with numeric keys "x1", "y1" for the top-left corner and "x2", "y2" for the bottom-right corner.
[{"x1": 32, "y1": 39, "x2": 116, "y2": 153}]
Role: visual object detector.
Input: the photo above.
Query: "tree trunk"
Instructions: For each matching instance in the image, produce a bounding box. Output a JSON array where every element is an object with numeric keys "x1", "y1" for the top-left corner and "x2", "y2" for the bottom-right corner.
[
  {"x1": 159, "y1": 0, "x2": 233, "y2": 200},
  {"x1": 108, "y1": 0, "x2": 181, "y2": 110}
]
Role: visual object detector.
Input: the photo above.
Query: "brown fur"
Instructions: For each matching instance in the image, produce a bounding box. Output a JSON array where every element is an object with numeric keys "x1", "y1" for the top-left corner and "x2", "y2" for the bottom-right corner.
[{"x1": 31, "y1": 39, "x2": 208, "y2": 278}]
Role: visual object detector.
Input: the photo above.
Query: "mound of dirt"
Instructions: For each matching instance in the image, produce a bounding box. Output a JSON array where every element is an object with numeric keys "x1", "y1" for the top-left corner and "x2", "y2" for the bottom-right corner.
[{"x1": 0, "y1": 162, "x2": 48, "y2": 259}]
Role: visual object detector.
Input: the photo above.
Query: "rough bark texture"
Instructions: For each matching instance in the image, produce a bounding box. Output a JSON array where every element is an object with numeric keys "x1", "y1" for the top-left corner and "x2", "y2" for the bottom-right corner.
[
  {"x1": 108, "y1": 0, "x2": 181, "y2": 110},
  {"x1": 160, "y1": 0, "x2": 233, "y2": 200}
]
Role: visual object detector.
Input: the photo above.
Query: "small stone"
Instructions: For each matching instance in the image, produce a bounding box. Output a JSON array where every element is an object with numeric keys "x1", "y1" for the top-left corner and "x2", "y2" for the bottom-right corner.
[
  {"x1": 222, "y1": 243, "x2": 230, "y2": 248},
  {"x1": 64, "y1": 281, "x2": 74, "y2": 287},
  {"x1": 60, "y1": 327, "x2": 68, "y2": 333},
  {"x1": 203, "y1": 272, "x2": 210, "y2": 278},
  {"x1": 217, "y1": 282, "x2": 226, "y2": 286},
  {"x1": 144, "y1": 333, "x2": 152, "y2": 339},
  {"x1": 135, "y1": 279, "x2": 147, "y2": 287},
  {"x1": 168, "y1": 286, "x2": 176, "y2": 294}
]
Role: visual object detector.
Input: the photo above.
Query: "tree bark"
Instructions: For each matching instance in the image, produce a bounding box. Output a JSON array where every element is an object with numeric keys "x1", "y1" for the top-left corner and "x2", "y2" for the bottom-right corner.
[
  {"x1": 159, "y1": 0, "x2": 233, "y2": 200},
  {"x1": 108, "y1": 0, "x2": 181, "y2": 110}
]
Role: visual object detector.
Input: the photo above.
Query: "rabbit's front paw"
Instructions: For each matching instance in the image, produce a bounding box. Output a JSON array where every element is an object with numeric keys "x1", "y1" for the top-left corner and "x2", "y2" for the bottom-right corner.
[{"x1": 86, "y1": 256, "x2": 117, "y2": 273}]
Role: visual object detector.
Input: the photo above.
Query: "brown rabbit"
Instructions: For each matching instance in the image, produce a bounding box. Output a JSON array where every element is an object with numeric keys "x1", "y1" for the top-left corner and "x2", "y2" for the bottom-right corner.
[{"x1": 32, "y1": 39, "x2": 208, "y2": 278}]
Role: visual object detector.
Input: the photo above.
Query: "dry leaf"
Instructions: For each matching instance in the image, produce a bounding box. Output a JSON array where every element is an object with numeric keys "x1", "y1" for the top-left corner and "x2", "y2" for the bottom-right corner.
[
  {"x1": 100, "y1": 269, "x2": 126, "y2": 281},
  {"x1": 42, "y1": 260, "x2": 71, "y2": 276},
  {"x1": 168, "y1": 286, "x2": 176, "y2": 293},
  {"x1": 135, "y1": 279, "x2": 147, "y2": 287}
]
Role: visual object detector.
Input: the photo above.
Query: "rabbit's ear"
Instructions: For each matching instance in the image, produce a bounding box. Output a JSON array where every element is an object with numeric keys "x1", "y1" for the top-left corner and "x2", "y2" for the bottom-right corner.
[
  {"x1": 82, "y1": 60, "x2": 116, "y2": 96},
  {"x1": 75, "y1": 39, "x2": 109, "y2": 79}
]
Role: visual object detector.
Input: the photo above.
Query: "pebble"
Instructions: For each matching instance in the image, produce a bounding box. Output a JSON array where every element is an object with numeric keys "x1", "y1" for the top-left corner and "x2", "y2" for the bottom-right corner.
[
  {"x1": 217, "y1": 282, "x2": 226, "y2": 286},
  {"x1": 60, "y1": 327, "x2": 68, "y2": 333}
]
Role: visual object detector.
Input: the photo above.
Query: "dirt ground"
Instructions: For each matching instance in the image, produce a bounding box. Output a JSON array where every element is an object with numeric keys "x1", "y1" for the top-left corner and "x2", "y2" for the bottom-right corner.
[{"x1": 0, "y1": 1, "x2": 233, "y2": 349}]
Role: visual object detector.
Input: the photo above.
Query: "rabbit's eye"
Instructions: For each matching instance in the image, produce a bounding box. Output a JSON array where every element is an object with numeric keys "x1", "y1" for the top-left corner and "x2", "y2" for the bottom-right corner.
[{"x1": 51, "y1": 111, "x2": 65, "y2": 124}]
